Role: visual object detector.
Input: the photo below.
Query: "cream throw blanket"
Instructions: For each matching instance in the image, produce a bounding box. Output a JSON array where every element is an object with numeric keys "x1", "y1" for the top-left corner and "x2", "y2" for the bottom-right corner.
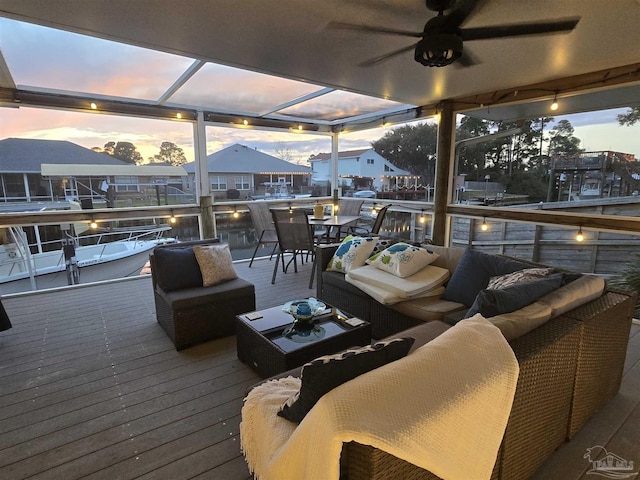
[{"x1": 240, "y1": 314, "x2": 519, "y2": 480}]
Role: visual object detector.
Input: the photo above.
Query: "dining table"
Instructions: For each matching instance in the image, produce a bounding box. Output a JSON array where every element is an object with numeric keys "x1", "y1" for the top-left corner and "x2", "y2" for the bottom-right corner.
[{"x1": 308, "y1": 215, "x2": 360, "y2": 243}]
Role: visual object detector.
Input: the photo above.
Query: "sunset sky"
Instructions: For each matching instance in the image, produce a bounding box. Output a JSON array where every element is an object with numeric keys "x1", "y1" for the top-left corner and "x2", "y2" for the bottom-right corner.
[{"x1": 0, "y1": 17, "x2": 638, "y2": 165}]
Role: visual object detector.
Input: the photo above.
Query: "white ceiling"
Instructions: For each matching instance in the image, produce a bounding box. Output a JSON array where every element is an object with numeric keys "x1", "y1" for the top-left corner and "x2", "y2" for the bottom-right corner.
[{"x1": 1, "y1": 0, "x2": 640, "y2": 125}]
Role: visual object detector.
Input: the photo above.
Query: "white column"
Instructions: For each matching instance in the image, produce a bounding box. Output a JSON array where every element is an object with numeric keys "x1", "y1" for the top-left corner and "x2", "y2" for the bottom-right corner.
[
  {"x1": 194, "y1": 111, "x2": 210, "y2": 199},
  {"x1": 331, "y1": 132, "x2": 340, "y2": 197}
]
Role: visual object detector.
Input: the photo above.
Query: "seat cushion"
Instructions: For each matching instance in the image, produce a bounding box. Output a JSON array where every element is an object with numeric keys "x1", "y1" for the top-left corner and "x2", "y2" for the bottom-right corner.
[
  {"x1": 389, "y1": 296, "x2": 467, "y2": 322},
  {"x1": 158, "y1": 276, "x2": 255, "y2": 310},
  {"x1": 152, "y1": 246, "x2": 203, "y2": 292},
  {"x1": 346, "y1": 264, "x2": 450, "y2": 298},
  {"x1": 345, "y1": 275, "x2": 445, "y2": 305}
]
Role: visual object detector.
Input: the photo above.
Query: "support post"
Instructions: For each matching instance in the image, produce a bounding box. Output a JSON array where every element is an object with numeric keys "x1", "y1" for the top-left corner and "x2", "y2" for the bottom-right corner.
[
  {"x1": 194, "y1": 111, "x2": 215, "y2": 239},
  {"x1": 432, "y1": 101, "x2": 455, "y2": 246}
]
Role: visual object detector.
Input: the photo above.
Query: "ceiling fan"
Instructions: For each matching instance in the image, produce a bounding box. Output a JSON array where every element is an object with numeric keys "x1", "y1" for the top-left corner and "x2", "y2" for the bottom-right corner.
[{"x1": 328, "y1": 0, "x2": 580, "y2": 68}]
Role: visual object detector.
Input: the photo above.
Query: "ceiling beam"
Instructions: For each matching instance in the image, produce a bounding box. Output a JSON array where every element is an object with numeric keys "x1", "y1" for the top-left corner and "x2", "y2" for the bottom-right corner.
[{"x1": 450, "y1": 62, "x2": 640, "y2": 113}]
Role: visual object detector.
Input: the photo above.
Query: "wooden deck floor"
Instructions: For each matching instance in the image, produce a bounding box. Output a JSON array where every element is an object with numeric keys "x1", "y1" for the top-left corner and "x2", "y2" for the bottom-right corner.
[{"x1": 0, "y1": 255, "x2": 638, "y2": 479}]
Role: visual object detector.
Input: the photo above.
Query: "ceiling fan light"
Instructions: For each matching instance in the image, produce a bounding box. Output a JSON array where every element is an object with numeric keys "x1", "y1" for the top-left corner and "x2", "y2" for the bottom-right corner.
[{"x1": 414, "y1": 34, "x2": 462, "y2": 67}]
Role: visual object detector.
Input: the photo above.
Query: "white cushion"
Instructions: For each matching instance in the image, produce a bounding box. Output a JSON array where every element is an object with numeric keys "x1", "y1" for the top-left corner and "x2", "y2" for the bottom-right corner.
[
  {"x1": 347, "y1": 264, "x2": 450, "y2": 298},
  {"x1": 345, "y1": 275, "x2": 445, "y2": 305},
  {"x1": 367, "y1": 242, "x2": 439, "y2": 278},
  {"x1": 326, "y1": 235, "x2": 378, "y2": 273},
  {"x1": 487, "y1": 301, "x2": 553, "y2": 341},
  {"x1": 537, "y1": 274, "x2": 605, "y2": 317}
]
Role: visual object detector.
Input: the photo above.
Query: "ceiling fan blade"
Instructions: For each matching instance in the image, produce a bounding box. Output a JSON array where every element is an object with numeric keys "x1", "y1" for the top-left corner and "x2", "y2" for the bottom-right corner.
[
  {"x1": 358, "y1": 44, "x2": 417, "y2": 67},
  {"x1": 460, "y1": 17, "x2": 580, "y2": 41},
  {"x1": 456, "y1": 48, "x2": 480, "y2": 68},
  {"x1": 446, "y1": 0, "x2": 486, "y2": 29},
  {"x1": 326, "y1": 21, "x2": 423, "y2": 38}
]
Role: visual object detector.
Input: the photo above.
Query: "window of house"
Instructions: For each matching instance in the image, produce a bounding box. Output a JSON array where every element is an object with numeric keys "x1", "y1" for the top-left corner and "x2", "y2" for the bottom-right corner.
[
  {"x1": 114, "y1": 176, "x2": 139, "y2": 192},
  {"x1": 367, "y1": 158, "x2": 375, "y2": 164},
  {"x1": 235, "y1": 175, "x2": 250, "y2": 190},
  {"x1": 211, "y1": 175, "x2": 227, "y2": 190}
]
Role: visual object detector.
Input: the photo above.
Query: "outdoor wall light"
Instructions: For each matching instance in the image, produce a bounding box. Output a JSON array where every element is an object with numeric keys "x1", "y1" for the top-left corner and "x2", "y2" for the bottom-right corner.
[
  {"x1": 233, "y1": 206, "x2": 239, "y2": 219},
  {"x1": 169, "y1": 211, "x2": 177, "y2": 224},
  {"x1": 89, "y1": 218, "x2": 98, "y2": 229},
  {"x1": 176, "y1": 113, "x2": 182, "y2": 119},
  {"x1": 480, "y1": 218, "x2": 489, "y2": 232},
  {"x1": 419, "y1": 209, "x2": 426, "y2": 224},
  {"x1": 550, "y1": 92, "x2": 559, "y2": 111},
  {"x1": 288, "y1": 202, "x2": 293, "y2": 214},
  {"x1": 242, "y1": 119, "x2": 249, "y2": 126},
  {"x1": 90, "y1": 102, "x2": 97, "y2": 110},
  {"x1": 576, "y1": 227, "x2": 584, "y2": 242},
  {"x1": 372, "y1": 202, "x2": 378, "y2": 214}
]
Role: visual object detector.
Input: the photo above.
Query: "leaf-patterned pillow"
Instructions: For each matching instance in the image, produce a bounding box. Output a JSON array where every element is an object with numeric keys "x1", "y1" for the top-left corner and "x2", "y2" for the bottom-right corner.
[
  {"x1": 367, "y1": 242, "x2": 439, "y2": 278},
  {"x1": 326, "y1": 235, "x2": 378, "y2": 273}
]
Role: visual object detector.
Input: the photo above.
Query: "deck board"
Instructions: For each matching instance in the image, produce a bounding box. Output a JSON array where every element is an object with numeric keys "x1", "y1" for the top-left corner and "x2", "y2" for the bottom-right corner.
[{"x1": 0, "y1": 257, "x2": 638, "y2": 479}]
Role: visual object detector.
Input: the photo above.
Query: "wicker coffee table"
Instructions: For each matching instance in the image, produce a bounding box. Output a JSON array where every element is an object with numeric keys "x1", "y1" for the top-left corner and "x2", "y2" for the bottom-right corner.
[{"x1": 236, "y1": 301, "x2": 371, "y2": 377}]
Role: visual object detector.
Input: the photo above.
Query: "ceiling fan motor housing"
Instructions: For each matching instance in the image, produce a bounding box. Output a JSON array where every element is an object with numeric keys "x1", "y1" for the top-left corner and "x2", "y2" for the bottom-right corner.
[{"x1": 414, "y1": 34, "x2": 463, "y2": 67}]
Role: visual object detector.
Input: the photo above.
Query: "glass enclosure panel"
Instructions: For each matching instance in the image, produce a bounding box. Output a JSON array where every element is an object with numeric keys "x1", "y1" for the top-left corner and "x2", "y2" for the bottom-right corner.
[
  {"x1": 0, "y1": 215, "x2": 199, "y2": 295},
  {"x1": 1, "y1": 18, "x2": 194, "y2": 100},
  {"x1": 454, "y1": 108, "x2": 639, "y2": 207},
  {"x1": 167, "y1": 62, "x2": 323, "y2": 114},
  {"x1": 1, "y1": 107, "x2": 195, "y2": 207},
  {"x1": 278, "y1": 90, "x2": 413, "y2": 121}
]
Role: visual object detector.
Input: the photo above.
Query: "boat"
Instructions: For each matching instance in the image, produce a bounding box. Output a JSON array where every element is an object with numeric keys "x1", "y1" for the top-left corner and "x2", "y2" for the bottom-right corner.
[{"x1": 0, "y1": 224, "x2": 176, "y2": 293}]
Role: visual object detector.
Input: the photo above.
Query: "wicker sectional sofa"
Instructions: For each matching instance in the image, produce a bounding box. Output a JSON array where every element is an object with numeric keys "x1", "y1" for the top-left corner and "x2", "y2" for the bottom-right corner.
[{"x1": 253, "y1": 243, "x2": 638, "y2": 480}]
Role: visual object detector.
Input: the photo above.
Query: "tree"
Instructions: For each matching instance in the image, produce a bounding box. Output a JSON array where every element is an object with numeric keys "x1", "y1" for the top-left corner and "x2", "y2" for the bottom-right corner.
[
  {"x1": 152, "y1": 141, "x2": 187, "y2": 166},
  {"x1": 617, "y1": 106, "x2": 640, "y2": 126},
  {"x1": 547, "y1": 120, "x2": 582, "y2": 156},
  {"x1": 274, "y1": 142, "x2": 295, "y2": 163},
  {"x1": 102, "y1": 141, "x2": 143, "y2": 164},
  {"x1": 371, "y1": 122, "x2": 438, "y2": 184}
]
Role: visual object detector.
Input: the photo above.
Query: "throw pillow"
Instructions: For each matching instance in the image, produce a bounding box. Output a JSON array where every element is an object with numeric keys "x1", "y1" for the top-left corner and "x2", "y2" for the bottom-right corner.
[
  {"x1": 278, "y1": 337, "x2": 415, "y2": 423},
  {"x1": 369, "y1": 237, "x2": 400, "y2": 257},
  {"x1": 487, "y1": 267, "x2": 555, "y2": 289},
  {"x1": 193, "y1": 244, "x2": 238, "y2": 287},
  {"x1": 442, "y1": 249, "x2": 533, "y2": 307},
  {"x1": 152, "y1": 246, "x2": 202, "y2": 292},
  {"x1": 367, "y1": 242, "x2": 439, "y2": 278},
  {"x1": 326, "y1": 235, "x2": 378, "y2": 273},
  {"x1": 466, "y1": 273, "x2": 564, "y2": 318}
]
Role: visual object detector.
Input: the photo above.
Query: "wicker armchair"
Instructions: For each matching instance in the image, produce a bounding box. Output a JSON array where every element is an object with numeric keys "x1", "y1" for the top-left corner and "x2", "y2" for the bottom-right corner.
[{"x1": 150, "y1": 238, "x2": 256, "y2": 350}]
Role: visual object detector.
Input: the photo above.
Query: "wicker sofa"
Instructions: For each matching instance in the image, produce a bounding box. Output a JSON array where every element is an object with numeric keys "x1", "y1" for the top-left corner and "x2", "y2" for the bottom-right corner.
[{"x1": 249, "y1": 243, "x2": 637, "y2": 479}]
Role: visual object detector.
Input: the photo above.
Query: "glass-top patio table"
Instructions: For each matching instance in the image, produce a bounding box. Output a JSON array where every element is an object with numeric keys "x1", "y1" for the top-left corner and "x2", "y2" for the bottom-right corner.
[
  {"x1": 308, "y1": 215, "x2": 360, "y2": 242},
  {"x1": 236, "y1": 301, "x2": 371, "y2": 378}
]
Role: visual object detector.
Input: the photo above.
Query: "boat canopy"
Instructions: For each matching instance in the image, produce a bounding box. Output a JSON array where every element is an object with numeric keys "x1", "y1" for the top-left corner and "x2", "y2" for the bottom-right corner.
[{"x1": 41, "y1": 164, "x2": 188, "y2": 177}]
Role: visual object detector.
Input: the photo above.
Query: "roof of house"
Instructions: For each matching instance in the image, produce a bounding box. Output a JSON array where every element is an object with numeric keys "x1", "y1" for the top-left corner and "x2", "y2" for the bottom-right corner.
[
  {"x1": 182, "y1": 143, "x2": 311, "y2": 174},
  {"x1": 0, "y1": 138, "x2": 129, "y2": 173},
  {"x1": 309, "y1": 148, "x2": 372, "y2": 161}
]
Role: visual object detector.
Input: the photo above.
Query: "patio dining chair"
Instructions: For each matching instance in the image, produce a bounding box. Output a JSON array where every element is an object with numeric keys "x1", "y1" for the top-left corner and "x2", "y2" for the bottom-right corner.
[
  {"x1": 247, "y1": 202, "x2": 279, "y2": 267},
  {"x1": 317, "y1": 198, "x2": 365, "y2": 243},
  {"x1": 270, "y1": 208, "x2": 317, "y2": 289},
  {"x1": 346, "y1": 204, "x2": 390, "y2": 237}
]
